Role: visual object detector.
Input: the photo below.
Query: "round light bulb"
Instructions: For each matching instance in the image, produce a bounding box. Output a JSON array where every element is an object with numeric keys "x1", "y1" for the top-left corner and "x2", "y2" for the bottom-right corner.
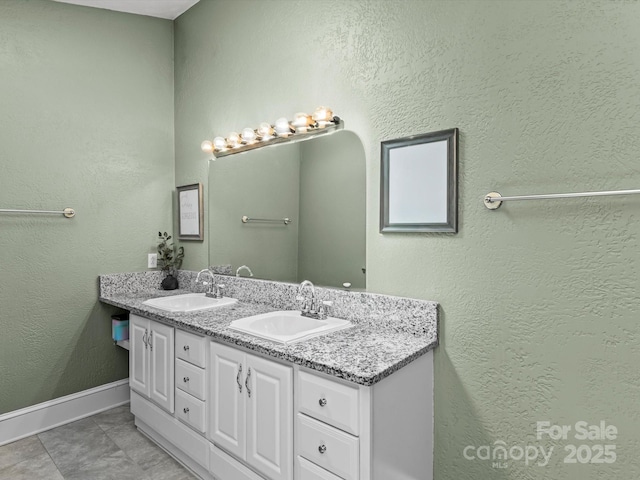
[
  {"x1": 227, "y1": 132, "x2": 240, "y2": 147},
  {"x1": 241, "y1": 127, "x2": 257, "y2": 144},
  {"x1": 274, "y1": 117, "x2": 291, "y2": 137},
  {"x1": 257, "y1": 122, "x2": 274, "y2": 140},
  {"x1": 201, "y1": 140, "x2": 214, "y2": 153},
  {"x1": 312, "y1": 106, "x2": 333, "y2": 127},
  {"x1": 292, "y1": 112, "x2": 312, "y2": 132},
  {"x1": 213, "y1": 137, "x2": 227, "y2": 150}
]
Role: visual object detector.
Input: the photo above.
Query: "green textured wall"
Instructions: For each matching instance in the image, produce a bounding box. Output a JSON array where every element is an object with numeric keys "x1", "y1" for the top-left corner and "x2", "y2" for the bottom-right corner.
[
  {"x1": 175, "y1": 1, "x2": 640, "y2": 478},
  {"x1": 0, "y1": 0, "x2": 174, "y2": 414}
]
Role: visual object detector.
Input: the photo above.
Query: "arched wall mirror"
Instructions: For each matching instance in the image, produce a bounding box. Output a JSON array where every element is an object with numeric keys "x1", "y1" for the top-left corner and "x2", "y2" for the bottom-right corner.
[{"x1": 208, "y1": 130, "x2": 366, "y2": 290}]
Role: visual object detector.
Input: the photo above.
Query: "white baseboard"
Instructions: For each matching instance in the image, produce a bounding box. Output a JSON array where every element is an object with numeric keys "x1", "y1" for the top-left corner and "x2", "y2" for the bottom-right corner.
[{"x1": 0, "y1": 379, "x2": 130, "y2": 447}]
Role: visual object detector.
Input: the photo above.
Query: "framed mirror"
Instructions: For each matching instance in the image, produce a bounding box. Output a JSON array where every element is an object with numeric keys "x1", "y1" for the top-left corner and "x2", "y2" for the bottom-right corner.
[{"x1": 380, "y1": 128, "x2": 458, "y2": 233}]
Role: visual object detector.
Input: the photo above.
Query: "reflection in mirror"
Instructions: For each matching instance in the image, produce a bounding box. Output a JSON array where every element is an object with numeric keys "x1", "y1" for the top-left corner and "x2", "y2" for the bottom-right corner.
[{"x1": 208, "y1": 130, "x2": 366, "y2": 290}]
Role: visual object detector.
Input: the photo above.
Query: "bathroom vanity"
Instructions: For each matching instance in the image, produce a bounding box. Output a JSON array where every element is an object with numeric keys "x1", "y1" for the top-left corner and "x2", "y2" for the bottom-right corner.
[{"x1": 99, "y1": 271, "x2": 438, "y2": 480}]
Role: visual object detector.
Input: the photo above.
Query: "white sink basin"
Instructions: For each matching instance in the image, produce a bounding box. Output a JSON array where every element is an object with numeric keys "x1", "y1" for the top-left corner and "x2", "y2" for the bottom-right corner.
[
  {"x1": 142, "y1": 293, "x2": 238, "y2": 312},
  {"x1": 228, "y1": 310, "x2": 352, "y2": 344}
]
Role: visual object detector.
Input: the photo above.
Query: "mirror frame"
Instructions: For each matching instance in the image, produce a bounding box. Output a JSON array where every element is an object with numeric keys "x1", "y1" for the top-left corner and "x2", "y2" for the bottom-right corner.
[{"x1": 380, "y1": 128, "x2": 458, "y2": 233}]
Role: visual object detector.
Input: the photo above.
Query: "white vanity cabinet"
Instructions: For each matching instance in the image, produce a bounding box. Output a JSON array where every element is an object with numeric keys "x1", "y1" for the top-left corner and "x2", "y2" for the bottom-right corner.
[
  {"x1": 127, "y1": 318, "x2": 433, "y2": 480},
  {"x1": 129, "y1": 314, "x2": 174, "y2": 413},
  {"x1": 209, "y1": 342, "x2": 293, "y2": 480},
  {"x1": 130, "y1": 316, "x2": 211, "y2": 479},
  {"x1": 295, "y1": 351, "x2": 434, "y2": 480}
]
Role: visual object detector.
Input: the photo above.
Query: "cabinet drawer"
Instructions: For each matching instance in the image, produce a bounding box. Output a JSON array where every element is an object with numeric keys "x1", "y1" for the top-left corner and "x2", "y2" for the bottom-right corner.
[
  {"x1": 176, "y1": 389, "x2": 206, "y2": 433},
  {"x1": 298, "y1": 370, "x2": 359, "y2": 435},
  {"x1": 176, "y1": 330, "x2": 206, "y2": 368},
  {"x1": 297, "y1": 456, "x2": 343, "y2": 480},
  {"x1": 176, "y1": 358, "x2": 206, "y2": 401},
  {"x1": 297, "y1": 414, "x2": 359, "y2": 480}
]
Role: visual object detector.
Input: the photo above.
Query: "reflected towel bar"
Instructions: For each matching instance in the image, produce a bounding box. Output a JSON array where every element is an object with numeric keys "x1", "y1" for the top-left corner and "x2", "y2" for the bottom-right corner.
[
  {"x1": 241, "y1": 215, "x2": 291, "y2": 225},
  {"x1": 484, "y1": 189, "x2": 640, "y2": 210},
  {"x1": 0, "y1": 207, "x2": 75, "y2": 218}
]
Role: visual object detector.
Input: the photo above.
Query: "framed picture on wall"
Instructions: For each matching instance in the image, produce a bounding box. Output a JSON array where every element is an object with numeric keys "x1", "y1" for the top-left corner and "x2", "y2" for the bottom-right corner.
[
  {"x1": 177, "y1": 183, "x2": 204, "y2": 240},
  {"x1": 380, "y1": 128, "x2": 458, "y2": 233}
]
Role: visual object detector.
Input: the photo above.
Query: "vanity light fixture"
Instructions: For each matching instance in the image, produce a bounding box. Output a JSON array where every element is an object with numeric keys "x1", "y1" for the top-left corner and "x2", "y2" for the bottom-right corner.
[{"x1": 201, "y1": 107, "x2": 343, "y2": 158}]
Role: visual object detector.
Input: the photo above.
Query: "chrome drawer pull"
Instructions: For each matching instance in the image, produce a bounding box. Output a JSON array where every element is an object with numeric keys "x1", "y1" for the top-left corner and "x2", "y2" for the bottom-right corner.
[
  {"x1": 183, "y1": 377, "x2": 189, "y2": 383},
  {"x1": 318, "y1": 444, "x2": 327, "y2": 454},
  {"x1": 183, "y1": 345, "x2": 190, "y2": 351},
  {"x1": 183, "y1": 407, "x2": 189, "y2": 414},
  {"x1": 318, "y1": 397, "x2": 327, "y2": 407},
  {"x1": 236, "y1": 364, "x2": 243, "y2": 393}
]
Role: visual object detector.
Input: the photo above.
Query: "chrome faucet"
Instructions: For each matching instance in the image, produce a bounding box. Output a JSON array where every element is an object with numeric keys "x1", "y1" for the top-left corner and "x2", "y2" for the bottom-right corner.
[
  {"x1": 297, "y1": 280, "x2": 315, "y2": 312},
  {"x1": 296, "y1": 280, "x2": 332, "y2": 320},
  {"x1": 235, "y1": 265, "x2": 254, "y2": 277},
  {"x1": 196, "y1": 268, "x2": 225, "y2": 299}
]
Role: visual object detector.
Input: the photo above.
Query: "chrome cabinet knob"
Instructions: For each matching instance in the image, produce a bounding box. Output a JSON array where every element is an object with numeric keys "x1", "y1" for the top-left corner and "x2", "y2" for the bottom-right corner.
[
  {"x1": 318, "y1": 397, "x2": 327, "y2": 407},
  {"x1": 318, "y1": 444, "x2": 327, "y2": 454},
  {"x1": 183, "y1": 345, "x2": 189, "y2": 351},
  {"x1": 183, "y1": 407, "x2": 189, "y2": 414},
  {"x1": 183, "y1": 377, "x2": 189, "y2": 383}
]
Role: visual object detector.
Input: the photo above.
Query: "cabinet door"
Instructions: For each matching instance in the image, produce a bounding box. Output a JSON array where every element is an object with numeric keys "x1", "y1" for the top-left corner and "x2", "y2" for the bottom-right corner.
[
  {"x1": 129, "y1": 315, "x2": 149, "y2": 398},
  {"x1": 210, "y1": 342, "x2": 246, "y2": 460},
  {"x1": 149, "y1": 321, "x2": 175, "y2": 414},
  {"x1": 246, "y1": 354, "x2": 293, "y2": 480}
]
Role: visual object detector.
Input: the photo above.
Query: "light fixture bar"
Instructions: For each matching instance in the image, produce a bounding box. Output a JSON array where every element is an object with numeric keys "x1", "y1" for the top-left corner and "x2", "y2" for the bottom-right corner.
[{"x1": 210, "y1": 119, "x2": 344, "y2": 158}]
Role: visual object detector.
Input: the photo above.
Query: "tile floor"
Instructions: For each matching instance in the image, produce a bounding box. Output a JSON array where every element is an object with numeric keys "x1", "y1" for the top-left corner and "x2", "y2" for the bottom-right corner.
[{"x1": 0, "y1": 404, "x2": 197, "y2": 480}]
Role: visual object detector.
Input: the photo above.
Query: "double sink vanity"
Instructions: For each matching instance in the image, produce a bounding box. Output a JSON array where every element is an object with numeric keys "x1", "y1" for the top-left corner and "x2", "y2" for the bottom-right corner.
[{"x1": 99, "y1": 269, "x2": 438, "y2": 480}]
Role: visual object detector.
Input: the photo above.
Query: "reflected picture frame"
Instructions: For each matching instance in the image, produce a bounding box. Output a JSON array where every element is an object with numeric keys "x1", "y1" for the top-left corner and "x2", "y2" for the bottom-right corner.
[
  {"x1": 380, "y1": 128, "x2": 458, "y2": 233},
  {"x1": 177, "y1": 183, "x2": 204, "y2": 241}
]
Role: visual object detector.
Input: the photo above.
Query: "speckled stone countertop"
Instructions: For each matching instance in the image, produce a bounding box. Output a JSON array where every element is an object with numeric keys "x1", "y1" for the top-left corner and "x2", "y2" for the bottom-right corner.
[{"x1": 99, "y1": 270, "x2": 438, "y2": 386}]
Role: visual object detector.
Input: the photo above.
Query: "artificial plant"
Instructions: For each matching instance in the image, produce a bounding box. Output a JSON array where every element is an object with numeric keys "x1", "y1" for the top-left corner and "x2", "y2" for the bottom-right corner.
[{"x1": 157, "y1": 231, "x2": 184, "y2": 276}]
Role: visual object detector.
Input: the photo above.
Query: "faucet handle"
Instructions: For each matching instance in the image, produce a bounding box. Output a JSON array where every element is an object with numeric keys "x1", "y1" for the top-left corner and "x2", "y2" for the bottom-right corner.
[
  {"x1": 215, "y1": 284, "x2": 226, "y2": 298},
  {"x1": 296, "y1": 295, "x2": 310, "y2": 313},
  {"x1": 318, "y1": 300, "x2": 333, "y2": 319}
]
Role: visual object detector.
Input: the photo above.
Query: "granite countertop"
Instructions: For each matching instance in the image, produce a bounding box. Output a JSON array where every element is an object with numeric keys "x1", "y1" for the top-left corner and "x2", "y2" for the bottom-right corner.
[{"x1": 100, "y1": 272, "x2": 438, "y2": 386}]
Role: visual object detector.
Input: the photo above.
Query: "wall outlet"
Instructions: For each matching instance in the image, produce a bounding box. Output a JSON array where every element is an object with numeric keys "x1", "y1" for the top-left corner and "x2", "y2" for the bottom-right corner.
[{"x1": 148, "y1": 253, "x2": 158, "y2": 269}]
